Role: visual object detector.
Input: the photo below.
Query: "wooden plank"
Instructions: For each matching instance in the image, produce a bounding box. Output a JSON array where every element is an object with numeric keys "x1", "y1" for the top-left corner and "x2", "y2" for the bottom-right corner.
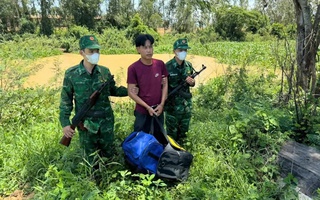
[{"x1": 278, "y1": 140, "x2": 320, "y2": 197}]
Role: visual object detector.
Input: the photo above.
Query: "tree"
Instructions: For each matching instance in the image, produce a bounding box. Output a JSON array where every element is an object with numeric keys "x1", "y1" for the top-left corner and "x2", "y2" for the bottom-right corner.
[
  {"x1": 215, "y1": 6, "x2": 248, "y2": 41},
  {"x1": 138, "y1": 0, "x2": 163, "y2": 30},
  {"x1": 126, "y1": 13, "x2": 159, "y2": 44},
  {"x1": 172, "y1": 0, "x2": 195, "y2": 33},
  {"x1": 105, "y1": 0, "x2": 135, "y2": 29},
  {"x1": 39, "y1": 0, "x2": 53, "y2": 36},
  {"x1": 258, "y1": 0, "x2": 320, "y2": 94},
  {"x1": 0, "y1": 0, "x2": 20, "y2": 33},
  {"x1": 293, "y1": 1, "x2": 320, "y2": 94},
  {"x1": 254, "y1": 0, "x2": 295, "y2": 25},
  {"x1": 60, "y1": 0, "x2": 102, "y2": 30},
  {"x1": 261, "y1": 0, "x2": 320, "y2": 141}
]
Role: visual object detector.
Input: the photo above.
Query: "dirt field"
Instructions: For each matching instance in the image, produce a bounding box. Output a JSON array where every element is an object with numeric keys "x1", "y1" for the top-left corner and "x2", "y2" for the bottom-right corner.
[{"x1": 25, "y1": 53, "x2": 228, "y2": 88}]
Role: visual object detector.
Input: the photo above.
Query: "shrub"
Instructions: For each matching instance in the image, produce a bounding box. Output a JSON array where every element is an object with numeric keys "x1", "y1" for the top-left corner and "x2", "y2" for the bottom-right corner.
[
  {"x1": 67, "y1": 25, "x2": 91, "y2": 39},
  {"x1": 19, "y1": 18, "x2": 36, "y2": 34}
]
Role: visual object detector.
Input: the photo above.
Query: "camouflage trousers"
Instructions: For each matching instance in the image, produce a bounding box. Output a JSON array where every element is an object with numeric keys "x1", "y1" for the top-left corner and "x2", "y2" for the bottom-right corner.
[
  {"x1": 165, "y1": 111, "x2": 191, "y2": 141},
  {"x1": 78, "y1": 118, "x2": 114, "y2": 165}
]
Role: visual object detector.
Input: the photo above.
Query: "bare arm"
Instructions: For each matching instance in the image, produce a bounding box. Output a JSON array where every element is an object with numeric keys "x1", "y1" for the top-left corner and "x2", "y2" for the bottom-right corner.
[
  {"x1": 154, "y1": 77, "x2": 168, "y2": 115},
  {"x1": 128, "y1": 83, "x2": 157, "y2": 116}
]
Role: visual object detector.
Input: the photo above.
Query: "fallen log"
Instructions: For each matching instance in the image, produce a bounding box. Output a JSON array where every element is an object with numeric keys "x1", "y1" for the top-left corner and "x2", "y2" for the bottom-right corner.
[{"x1": 278, "y1": 140, "x2": 320, "y2": 197}]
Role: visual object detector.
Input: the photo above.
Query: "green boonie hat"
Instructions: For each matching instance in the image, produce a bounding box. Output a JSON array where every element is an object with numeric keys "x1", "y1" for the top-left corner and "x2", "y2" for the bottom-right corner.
[
  {"x1": 79, "y1": 35, "x2": 101, "y2": 50},
  {"x1": 173, "y1": 38, "x2": 191, "y2": 50}
]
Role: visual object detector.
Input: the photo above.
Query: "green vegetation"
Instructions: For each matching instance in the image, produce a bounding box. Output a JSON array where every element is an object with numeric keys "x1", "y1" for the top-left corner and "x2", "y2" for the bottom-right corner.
[
  {"x1": 1, "y1": 28, "x2": 311, "y2": 199},
  {"x1": 1, "y1": 0, "x2": 320, "y2": 198}
]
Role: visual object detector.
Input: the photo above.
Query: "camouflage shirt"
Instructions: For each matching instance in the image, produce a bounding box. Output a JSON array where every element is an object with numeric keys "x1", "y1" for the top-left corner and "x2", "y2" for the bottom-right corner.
[
  {"x1": 59, "y1": 60, "x2": 127, "y2": 128},
  {"x1": 165, "y1": 58, "x2": 195, "y2": 114}
]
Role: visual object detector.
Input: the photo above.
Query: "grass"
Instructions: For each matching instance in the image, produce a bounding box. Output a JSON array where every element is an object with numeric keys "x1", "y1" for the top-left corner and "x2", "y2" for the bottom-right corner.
[{"x1": 0, "y1": 32, "x2": 301, "y2": 199}]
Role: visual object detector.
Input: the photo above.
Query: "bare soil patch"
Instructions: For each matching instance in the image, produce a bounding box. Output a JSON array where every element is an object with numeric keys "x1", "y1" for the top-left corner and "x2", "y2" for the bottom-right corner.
[
  {"x1": 24, "y1": 53, "x2": 229, "y2": 103},
  {"x1": 25, "y1": 53, "x2": 228, "y2": 88}
]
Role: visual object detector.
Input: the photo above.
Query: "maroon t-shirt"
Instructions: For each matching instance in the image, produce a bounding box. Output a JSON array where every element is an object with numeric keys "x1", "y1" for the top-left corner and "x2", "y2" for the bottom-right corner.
[{"x1": 127, "y1": 58, "x2": 169, "y2": 114}]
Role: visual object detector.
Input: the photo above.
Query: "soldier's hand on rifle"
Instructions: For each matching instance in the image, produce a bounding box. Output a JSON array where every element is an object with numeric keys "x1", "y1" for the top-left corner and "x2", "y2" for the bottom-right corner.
[
  {"x1": 186, "y1": 76, "x2": 195, "y2": 86},
  {"x1": 63, "y1": 125, "x2": 75, "y2": 138}
]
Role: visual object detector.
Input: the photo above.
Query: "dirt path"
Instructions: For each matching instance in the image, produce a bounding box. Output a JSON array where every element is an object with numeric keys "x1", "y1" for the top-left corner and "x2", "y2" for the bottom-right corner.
[{"x1": 25, "y1": 53, "x2": 228, "y2": 88}]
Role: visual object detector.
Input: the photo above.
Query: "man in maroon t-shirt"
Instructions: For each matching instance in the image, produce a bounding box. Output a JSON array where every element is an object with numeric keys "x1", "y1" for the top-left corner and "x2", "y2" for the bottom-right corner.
[{"x1": 127, "y1": 34, "x2": 168, "y2": 142}]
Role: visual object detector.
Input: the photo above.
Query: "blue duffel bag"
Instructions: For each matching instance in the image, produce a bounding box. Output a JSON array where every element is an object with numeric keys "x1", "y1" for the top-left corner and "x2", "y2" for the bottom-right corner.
[{"x1": 122, "y1": 131, "x2": 164, "y2": 174}]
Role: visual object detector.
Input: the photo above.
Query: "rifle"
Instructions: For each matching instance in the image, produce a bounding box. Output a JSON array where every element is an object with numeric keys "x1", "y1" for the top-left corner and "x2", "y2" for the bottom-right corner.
[
  {"x1": 167, "y1": 64, "x2": 207, "y2": 99},
  {"x1": 60, "y1": 75, "x2": 114, "y2": 147}
]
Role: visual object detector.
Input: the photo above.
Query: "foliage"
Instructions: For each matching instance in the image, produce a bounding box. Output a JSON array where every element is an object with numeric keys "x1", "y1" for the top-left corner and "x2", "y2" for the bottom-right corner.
[
  {"x1": 0, "y1": 32, "x2": 307, "y2": 199},
  {"x1": 39, "y1": 0, "x2": 54, "y2": 36},
  {"x1": 214, "y1": 6, "x2": 270, "y2": 41},
  {"x1": 171, "y1": 1, "x2": 195, "y2": 33},
  {"x1": 126, "y1": 14, "x2": 160, "y2": 45},
  {"x1": 19, "y1": 18, "x2": 36, "y2": 34},
  {"x1": 215, "y1": 6, "x2": 248, "y2": 41},
  {"x1": 60, "y1": 0, "x2": 102, "y2": 30},
  {"x1": 196, "y1": 26, "x2": 220, "y2": 44},
  {"x1": 99, "y1": 28, "x2": 135, "y2": 54},
  {"x1": 105, "y1": 0, "x2": 135, "y2": 29},
  {"x1": 0, "y1": 0, "x2": 298, "y2": 42},
  {"x1": 192, "y1": 67, "x2": 295, "y2": 199},
  {"x1": 0, "y1": 74, "x2": 298, "y2": 199},
  {"x1": 138, "y1": 0, "x2": 164, "y2": 31},
  {"x1": 271, "y1": 23, "x2": 286, "y2": 39},
  {"x1": 244, "y1": 10, "x2": 269, "y2": 34},
  {"x1": 66, "y1": 25, "x2": 91, "y2": 39}
]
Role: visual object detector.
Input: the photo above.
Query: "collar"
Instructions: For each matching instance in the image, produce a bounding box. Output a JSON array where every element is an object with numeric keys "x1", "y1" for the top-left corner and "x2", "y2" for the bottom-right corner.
[
  {"x1": 172, "y1": 57, "x2": 185, "y2": 69},
  {"x1": 78, "y1": 60, "x2": 101, "y2": 75}
]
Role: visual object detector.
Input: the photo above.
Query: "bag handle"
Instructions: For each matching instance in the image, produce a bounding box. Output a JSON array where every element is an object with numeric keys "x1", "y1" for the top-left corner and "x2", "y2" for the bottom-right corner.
[
  {"x1": 152, "y1": 116, "x2": 169, "y2": 143},
  {"x1": 152, "y1": 116, "x2": 186, "y2": 151}
]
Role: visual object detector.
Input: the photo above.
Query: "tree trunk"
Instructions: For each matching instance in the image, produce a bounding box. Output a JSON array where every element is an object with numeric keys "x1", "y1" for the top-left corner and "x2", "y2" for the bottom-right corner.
[
  {"x1": 40, "y1": 0, "x2": 53, "y2": 36},
  {"x1": 294, "y1": 0, "x2": 320, "y2": 94}
]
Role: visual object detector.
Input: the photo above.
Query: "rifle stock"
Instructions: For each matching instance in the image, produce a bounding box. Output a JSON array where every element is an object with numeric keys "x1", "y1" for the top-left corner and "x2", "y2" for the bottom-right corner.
[{"x1": 59, "y1": 125, "x2": 76, "y2": 147}]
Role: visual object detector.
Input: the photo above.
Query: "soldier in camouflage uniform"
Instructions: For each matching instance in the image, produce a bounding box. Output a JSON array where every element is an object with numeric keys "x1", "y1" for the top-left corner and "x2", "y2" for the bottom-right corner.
[
  {"x1": 59, "y1": 35, "x2": 128, "y2": 164},
  {"x1": 165, "y1": 38, "x2": 196, "y2": 141}
]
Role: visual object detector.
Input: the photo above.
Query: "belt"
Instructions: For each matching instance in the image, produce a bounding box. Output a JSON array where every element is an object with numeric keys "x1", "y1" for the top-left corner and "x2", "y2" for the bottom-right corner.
[{"x1": 85, "y1": 110, "x2": 107, "y2": 118}]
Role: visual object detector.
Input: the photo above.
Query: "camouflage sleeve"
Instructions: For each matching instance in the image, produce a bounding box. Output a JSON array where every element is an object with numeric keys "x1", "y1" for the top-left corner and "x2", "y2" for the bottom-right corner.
[
  {"x1": 59, "y1": 73, "x2": 73, "y2": 127},
  {"x1": 188, "y1": 61, "x2": 196, "y2": 75},
  {"x1": 109, "y1": 73, "x2": 128, "y2": 97}
]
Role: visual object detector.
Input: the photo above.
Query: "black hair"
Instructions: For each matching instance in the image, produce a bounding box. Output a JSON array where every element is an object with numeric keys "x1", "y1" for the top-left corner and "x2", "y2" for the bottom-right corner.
[{"x1": 135, "y1": 34, "x2": 154, "y2": 47}]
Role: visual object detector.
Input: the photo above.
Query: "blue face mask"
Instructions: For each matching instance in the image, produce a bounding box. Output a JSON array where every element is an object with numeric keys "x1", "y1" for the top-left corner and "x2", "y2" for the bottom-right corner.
[
  {"x1": 85, "y1": 53, "x2": 100, "y2": 64},
  {"x1": 177, "y1": 51, "x2": 187, "y2": 61}
]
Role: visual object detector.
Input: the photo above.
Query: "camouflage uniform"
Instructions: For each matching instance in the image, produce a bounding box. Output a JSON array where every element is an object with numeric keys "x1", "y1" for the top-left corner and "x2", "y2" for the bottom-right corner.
[
  {"x1": 165, "y1": 57, "x2": 195, "y2": 141},
  {"x1": 59, "y1": 35, "x2": 127, "y2": 164}
]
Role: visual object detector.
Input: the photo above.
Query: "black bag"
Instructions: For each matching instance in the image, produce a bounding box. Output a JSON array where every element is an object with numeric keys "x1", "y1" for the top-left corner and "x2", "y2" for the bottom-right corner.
[
  {"x1": 153, "y1": 117, "x2": 194, "y2": 181},
  {"x1": 157, "y1": 143, "x2": 193, "y2": 181}
]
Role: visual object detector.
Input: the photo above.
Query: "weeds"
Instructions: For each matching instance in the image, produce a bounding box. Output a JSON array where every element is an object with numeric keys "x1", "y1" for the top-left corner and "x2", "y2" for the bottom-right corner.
[{"x1": 0, "y1": 32, "x2": 302, "y2": 199}]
